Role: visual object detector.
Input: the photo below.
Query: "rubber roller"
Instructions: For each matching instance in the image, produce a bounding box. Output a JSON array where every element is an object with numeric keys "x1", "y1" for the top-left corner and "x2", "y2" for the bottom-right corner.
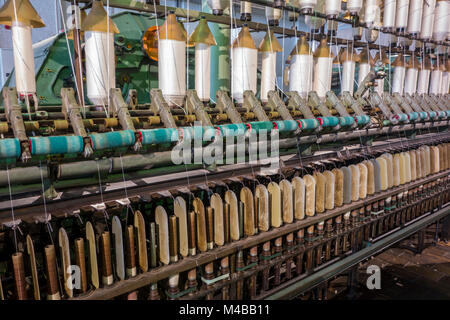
[
  {"x1": 355, "y1": 115, "x2": 371, "y2": 125},
  {"x1": 180, "y1": 126, "x2": 217, "y2": 141},
  {"x1": 317, "y1": 116, "x2": 340, "y2": 128},
  {"x1": 298, "y1": 119, "x2": 320, "y2": 130},
  {"x1": 391, "y1": 113, "x2": 409, "y2": 123},
  {"x1": 0, "y1": 138, "x2": 21, "y2": 159},
  {"x1": 272, "y1": 120, "x2": 299, "y2": 132},
  {"x1": 139, "y1": 128, "x2": 179, "y2": 145},
  {"x1": 245, "y1": 121, "x2": 274, "y2": 133},
  {"x1": 216, "y1": 123, "x2": 247, "y2": 137},
  {"x1": 338, "y1": 116, "x2": 355, "y2": 127},
  {"x1": 407, "y1": 112, "x2": 419, "y2": 121},
  {"x1": 29, "y1": 135, "x2": 84, "y2": 155},
  {"x1": 89, "y1": 130, "x2": 135, "y2": 150}
]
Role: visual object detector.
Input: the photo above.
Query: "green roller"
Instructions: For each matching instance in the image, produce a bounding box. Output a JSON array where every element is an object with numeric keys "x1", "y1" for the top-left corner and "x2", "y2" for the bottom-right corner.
[
  {"x1": 217, "y1": 123, "x2": 247, "y2": 137},
  {"x1": 273, "y1": 120, "x2": 299, "y2": 132},
  {"x1": 139, "y1": 128, "x2": 179, "y2": 145},
  {"x1": 298, "y1": 119, "x2": 319, "y2": 130},
  {"x1": 408, "y1": 112, "x2": 419, "y2": 121},
  {"x1": 355, "y1": 115, "x2": 371, "y2": 125},
  {"x1": 0, "y1": 138, "x2": 21, "y2": 159},
  {"x1": 338, "y1": 116, "x2": 355, "y2": 127},
  {"x1": 246, "y1": 121, "x2": 274, "y2": 133},
  {"x1": 437, "y1": 111, "x2": 446, "y2": 118},
  {"x1": 30, "y1": 135, "x2": 84, "y2": 155},
  {"x1": 419, "y1": 112, "x2": 428, "y2": 120},
  {"x1": 428, "y1": 111, "x2": 437, "y2": 118},
  {"x1": 90, "y1": 130, "x2": 135, "y2": 151},
  {"x1": 318, "y1": 116, "x2": 339, "y2": 128}
]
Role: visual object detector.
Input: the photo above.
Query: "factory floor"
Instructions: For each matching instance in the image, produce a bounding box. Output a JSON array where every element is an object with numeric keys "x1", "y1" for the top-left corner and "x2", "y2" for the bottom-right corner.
[{"x1": 328, "y1": 227, "x2": 450, "y2": 300}]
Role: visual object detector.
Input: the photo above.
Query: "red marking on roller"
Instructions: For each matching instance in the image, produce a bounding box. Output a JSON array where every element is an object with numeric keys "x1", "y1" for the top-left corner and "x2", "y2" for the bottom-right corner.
[
  {"x1": 406, "y1": 114, "x2": 410, "y2": 120},
  {"x1": 272, "y1": 122, "x2": 278, "y2": 130},
  {"x1": 296, "y1": 120, "x2": 302, "y2": 129},
  {"x1": 317, "y1": 117, "x2": 324, "y2": 126},
  {"x1": 245, "y1": 123, "x2": 252, "y2": 132},
  {"x1": 138, "y1": 131, "x2": 143, "y2": 143},
  {"x1": 4, "y1": 25, "x2": 10, "y2": 30},
  {"x1": 89, "y1": 137, "x2": 94, "y2": 148},
  {"x1": 215, "y1": 127, "x2": 221, "y2": 137},
  {"x1": 394, "y1": 114, "x2": 399, "y2": 120},
  {"x1": 28, "y1": 139, "x2": 32, "y2": 154}
]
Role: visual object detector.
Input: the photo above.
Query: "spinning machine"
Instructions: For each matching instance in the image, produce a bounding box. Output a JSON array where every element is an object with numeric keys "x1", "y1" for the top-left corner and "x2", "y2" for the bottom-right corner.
[{"x1": 0, "y1": 0, "x2": 449, "y2": 300}]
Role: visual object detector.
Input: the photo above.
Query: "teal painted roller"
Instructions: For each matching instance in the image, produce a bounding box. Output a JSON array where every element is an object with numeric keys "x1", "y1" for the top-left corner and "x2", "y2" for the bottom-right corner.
[
  {"x1": 0, "y1": 138, "x2": 21, "y2": 159},
  {"x1": 382, "y1": 119, "x2": 391, "y2": 126},
  {"x1": 298, "y1": 118, "x2": 319, "y2": 130},
  {"x1": 180, "y1": 126, "x2": 204, "y2": 141},
  {"x1": 393, "y1": 113, "x2": 409, "y2": 122},
  {"x1": 217, "y1": 123, "x2": 247, "y2": 137},
  {"x1": 408, "y1": 112, "x2": 419, "y2": 121},
  {"x1": 338, "y1": 116, "x2": 355, "y2": 127},
  {"x1": 317, "y1": 116, "x2": 339, "y2": 127},
  {"x1": 140, "y1": 128, "x2": 179, "y2": 145},
  {"x1": 273, "y1": 120, "x2": 299, "y2": 132},
  {"x1": 418, "y1": 112, "x2": 428, "y2": 120},
  {"x1": 437, "y1": 111, "x2": 446, "y2": 118},
  {"x1": 428, "y1": 111, "x2": 437, "y2": 118},
  {"x1": 446, "y1": 110, "x2": 450, "y2": 117},
  {"x1": 202, "y1": 126, "x2": 218, "y2": 141},
  {"x1": 355, "y1": 115, "x2": 371, "y2": 125},
  {"x1": 30, "y1": 135, "x2": 84, "y2": 155},
  {"x1": 90, "y1": 130, "x2": 135, "y2": 150},
  {"x1": 246, "y1": 121, "x2": 274, "y2": 133}
]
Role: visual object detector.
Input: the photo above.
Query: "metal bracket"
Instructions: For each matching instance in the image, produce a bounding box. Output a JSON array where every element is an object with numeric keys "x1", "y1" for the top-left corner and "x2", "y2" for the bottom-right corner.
[
  {"x1": 150, "y1": 89, "x2": 177, "y2": 128},
  {"x1": 243, "y1": 90, "x2": 269, "y2": 122},
  {"x1": 215, "y1": 90, "x2": 242, "y2": 124},
  {"x1": 267, "y1": 90, "x2": 293, "y2": 120},
  {"x1": 185, "y1": 90, "x2": 213, "y2": 126}
]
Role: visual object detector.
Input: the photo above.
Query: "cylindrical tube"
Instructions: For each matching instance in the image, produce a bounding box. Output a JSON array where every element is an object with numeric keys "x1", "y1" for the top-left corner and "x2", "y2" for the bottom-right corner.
[
  {"x1": 299, "y1": 0, "x2": 317, "y2": 13},
  {"x1": 364, "y1": 0, "x2": 379, "y2": 26},
  {"x1": 429, "y1": 68, "x2": 442, "y2": 94},
  {"x1": 159, "y1": 39, "x2": 186, "y2": 106},
  {"x1": 407, "y1": 0, "x2": 423, "y2": 36},
  {"x1": 12, "y1": 252, "x2": 27, "y2": 300},
  {"x1": 74, "y1": 238, "x2": 88, "y2": 293},
  {"x1": 265, "y1": 7, "x2": 282, "y2": 26},
  {"x1": 375, "y1": 78, "x2": 385, "y2": 95},
  {"x1": 395, "y1": 0, "x2": 410, "y2": 32},
  {"x1": 404, "y1": 67, "x2": 418, "y2": 95},
  {"x1": 289, "y1": 53, "x2": 313, "y2": 98},
  {"x1": 232, "y1": 47, "x2": 257, "y2": 103},
  {"x1": 441, "y1": 71, "x2": 449, "y2": 94},
  {"x1": 260, "y1": 51, "x2": 277, "y2": 102},
  {"x1": 240, "y1": 1, "x2": 252, "y2": 21},
  {"x1": 313, "y1": 57, "x2": 333, "y2": 98},
  {"x1": 342, "y1": 60, "x2": 356, "y2": 94},
  {"x1": 392, "y1": 66, "x2": 406, "y2": 94},
  {"x1": 11, "y1": 22, "x2": 36, "y2": 96},
  {"x1": 420, "y1": 0, "x2": 436, "y2": 40},
  {"x1": 169, "y1": 216, "x2": 178, "y2": 263},
  {"x1": 45, "y1": 245, "x2": 61, "y2": 300},
  {"x1": 101, "y1": 231, "x2": 113, "y2": 286},
  {"x1": 125, "y1": 225, "x2": 137, "y2": 277},
  {"x1": 383, "y1": 0, "x2": 397, "y2": 31},
  {"x1": 195, "y1": 43, "x2": 211, "y2": 102},
  {"x1": 325, "y1": 0, "x2": 342, "y2": 18},
  {"x1": 417, "y1": 69, "x2": 431, "y2": 94},
  {"x1": 432, "y1": 0, "x2": 448, "y2": 41},
  {"x1": 85, "y1": 31, "x2": 115, "y2": 105},
  {"x1": 348, "y1": 0, "x2": 363, "y2": 14},
  {"x1": 357, "y1": 63, "x2": 371, "y2": 86}
]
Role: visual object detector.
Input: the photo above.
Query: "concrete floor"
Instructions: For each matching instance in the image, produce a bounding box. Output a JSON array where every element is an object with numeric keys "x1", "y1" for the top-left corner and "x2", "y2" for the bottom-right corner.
[{"x1": 329, "y1": 233, "x2": 450, "y2": 300}]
